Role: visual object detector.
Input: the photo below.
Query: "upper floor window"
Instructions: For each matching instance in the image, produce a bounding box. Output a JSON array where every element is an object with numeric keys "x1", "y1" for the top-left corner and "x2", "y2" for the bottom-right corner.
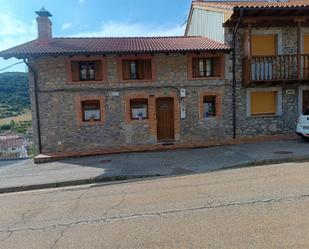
[
  {"x1": 71, "y1": 60, "x2": 103, "y2": 82},
  {"x1": 198, "y1": 58, "x2": 213, "y2": 77},
  {"x1": 80, "y1": 62, "x2": 95, "y2": 81},
  {"x1": 122, "y1": 59, "x2": 152, "y2": 80},
  {"x1": 191, "y1": 56, "x2": 223, "y2": 79}
]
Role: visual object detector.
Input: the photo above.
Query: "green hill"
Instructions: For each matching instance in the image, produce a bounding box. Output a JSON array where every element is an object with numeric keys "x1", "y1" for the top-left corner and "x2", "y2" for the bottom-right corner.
[{"x1": 0, "y1": 72, "x2": 30, "y2": 119}]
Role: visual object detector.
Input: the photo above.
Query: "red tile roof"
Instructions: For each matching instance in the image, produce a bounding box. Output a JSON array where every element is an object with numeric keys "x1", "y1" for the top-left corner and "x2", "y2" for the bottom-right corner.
[
  {"x1": 194, "y1": 0, "x2": 309, "y2": 10},
  {"x1": 0, "y1": 36, "x2": 230, "y2": 59}
]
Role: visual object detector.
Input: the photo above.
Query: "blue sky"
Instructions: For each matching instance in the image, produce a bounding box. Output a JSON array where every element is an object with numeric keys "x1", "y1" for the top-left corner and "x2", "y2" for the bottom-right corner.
[{"x1": 0, "y1": 0, "x2": 191, "y2": 72}]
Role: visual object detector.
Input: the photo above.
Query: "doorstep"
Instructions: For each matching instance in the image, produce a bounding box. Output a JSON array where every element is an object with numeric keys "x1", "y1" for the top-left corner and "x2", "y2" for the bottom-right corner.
[{"x1": 34, "y1": 134, "x2": 298, "y2": 163}]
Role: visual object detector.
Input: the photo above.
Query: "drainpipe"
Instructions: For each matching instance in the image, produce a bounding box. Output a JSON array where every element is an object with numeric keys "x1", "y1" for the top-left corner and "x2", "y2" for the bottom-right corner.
[
  {"x1": 232, "y1": 9, "x2": 243, "y2": 139},
  {"x1": 23, "y1": 59, "x2": 42, "y2": 154}
]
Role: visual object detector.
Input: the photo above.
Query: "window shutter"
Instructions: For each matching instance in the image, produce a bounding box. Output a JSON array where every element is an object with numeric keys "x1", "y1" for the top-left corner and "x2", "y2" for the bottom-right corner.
[
  {"x1": 71, "y1": 61, "x2": 80, "y2": 81},
  {"x1": 137, "y1": 60, "x2": 144, "y2": 79},
  {"x1": 213, "y1": 57, "x2": 221, "y2": 77},
  {"x1": 143, "y1": 60, "x2": 152, "y2": 79},
  {"x1": 94, "y1": 60, "x2": 102, "y2": 81},
  {"x1": 122, "y1": 60, "x2": 130, "y2": 80},
  {"x1": 192, "y1": 58, "x2": 199, "y2": 77}
]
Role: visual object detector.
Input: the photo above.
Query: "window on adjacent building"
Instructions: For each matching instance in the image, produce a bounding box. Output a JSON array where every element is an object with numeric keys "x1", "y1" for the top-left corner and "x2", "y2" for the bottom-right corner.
[
  {"x1": 203, "y1": 96, "x2": 216, "y2": 118},
  {"x1": 123, "y1": 59, "x2": 152, "y2": 80},
  {"x1": 130, "y1": 99, "x2": 148, "y2": 120},
  {"x1": 192, "y1": 57, "x2": 222, "y2": 78},
  {"x1": 250, "y1": 91, "x2": 277, "y2": 116},
  {"x1": 71, "y1": 60, "x2": 103, "y2": 82},
  {"x1": 81, "y1": 100, "x2": 101, "y2": 122}
]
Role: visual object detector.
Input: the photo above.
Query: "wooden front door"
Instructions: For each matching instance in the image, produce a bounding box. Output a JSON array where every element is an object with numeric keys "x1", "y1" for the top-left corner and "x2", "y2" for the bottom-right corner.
[
  {"x1": 303, "y1": 90, "x2": 309, "y2": 114},
  {"x1": 156, "y1": 98, "x2": 175, "y2": 141}
]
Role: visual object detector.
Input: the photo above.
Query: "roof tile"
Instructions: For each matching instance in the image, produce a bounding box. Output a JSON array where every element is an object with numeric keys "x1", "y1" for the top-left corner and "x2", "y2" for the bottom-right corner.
[{"x1": 0, "y1": 36, "x2": 230, "y2": 59}]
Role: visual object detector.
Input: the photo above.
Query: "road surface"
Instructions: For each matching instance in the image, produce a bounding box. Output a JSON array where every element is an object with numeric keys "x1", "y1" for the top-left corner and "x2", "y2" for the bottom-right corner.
[{"x1": 1, "y1": 161, "x2": 309, "y2": 248}]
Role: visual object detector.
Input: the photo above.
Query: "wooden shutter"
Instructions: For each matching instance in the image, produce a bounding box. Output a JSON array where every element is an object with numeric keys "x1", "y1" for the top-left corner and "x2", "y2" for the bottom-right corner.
[
  {"x1": 250, "y1": 91, "x2": 276, "y2": 115},
  {"x1": 137, "y1": 60, "x2": 144, "y2": 79},
  {"x1": 143, "y1": 60, "x2": 152, "y2": 79},
  {"x1": 192, "y1": 58, "x2": 199, "y2": 77},
  {"x1": 252, "y1": 35, "x2": 276, "y2": 56},
  {"x1": 94, "y1": 60, "x2": 102, "y2": 81},
  {"x1": 122, "y1": 60, "x2": 130, "y2": 80},
  {"x1": 304, "y1": 35, "x2": 309, "y2": 54},
  {"x1": 213, "y1": 57, "x2": 221, "y2": 77},
  {"x1": 71, "y1": 61, "x2": 80, "y2": 81}
]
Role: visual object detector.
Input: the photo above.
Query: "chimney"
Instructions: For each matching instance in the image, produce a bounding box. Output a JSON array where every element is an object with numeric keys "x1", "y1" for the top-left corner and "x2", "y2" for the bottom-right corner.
[{"x1": 35, "y1": 7, "x2": 52, "y2": 45}]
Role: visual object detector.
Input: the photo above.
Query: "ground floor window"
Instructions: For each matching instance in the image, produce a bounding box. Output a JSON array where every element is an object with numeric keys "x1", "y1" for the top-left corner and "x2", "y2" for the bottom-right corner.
[
  {"x1": 250, "y1": 91, "x2": 276, "y2": 116},
  {"x1": 75, "y1": 96, "x2": 105, "y2": 126},
  {"x1": 81, "y1": 100, "x2": 101, "y2": 122},
  {"x1": 203, "y1": 96, "x2": 216, "y2": 117},
  {"x1": 247, "y1": 88, "x2": 282, "y2": 117},
  {"x1": 130, "y1": 99, "x2": 148, "y2": 120}
]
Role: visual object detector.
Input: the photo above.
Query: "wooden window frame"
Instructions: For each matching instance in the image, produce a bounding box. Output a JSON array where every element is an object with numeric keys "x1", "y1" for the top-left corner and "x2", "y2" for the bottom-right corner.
[
  {"x1": 199, "y1": 92, "x2": 222, "y2": 120},
  {"x1": 79, "y1": 61, "x2": 95, "y2": 81},
  {"x1": 188, "y1": 53, "x2": 225, "y2": 80},
  {"x1": 81, "y1": 100, "x2": 101, "y2": 122},
  {"x1": 75, "y1": 96, "x2": 105, "y2": 126},
  {"x1": 118, "y1": 55, "x2": 156, "y2": 82},
  {"x1": 130, "y1": 98, "x2": 149, "y2": 120},
  {"x1": 67, "y1": 56, "x2": 107, "y2": 84}
]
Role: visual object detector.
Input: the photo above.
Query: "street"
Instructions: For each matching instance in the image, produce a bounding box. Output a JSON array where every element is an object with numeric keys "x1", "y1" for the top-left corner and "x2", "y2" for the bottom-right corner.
[{"x1": 1, "y1": 161, "x2": 309, "y2": 249}]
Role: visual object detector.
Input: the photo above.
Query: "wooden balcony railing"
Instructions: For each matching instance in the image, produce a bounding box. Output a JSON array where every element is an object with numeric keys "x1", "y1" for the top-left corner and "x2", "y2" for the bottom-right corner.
[{"x1": 243, "y1": 54, "x2": 309, "y2": 85}]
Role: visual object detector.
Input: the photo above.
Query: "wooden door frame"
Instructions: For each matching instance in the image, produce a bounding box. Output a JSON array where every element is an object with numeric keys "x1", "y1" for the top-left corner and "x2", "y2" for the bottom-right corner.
[{"x1": 155, "y1": 97, "x2": 176, "y2": 142}]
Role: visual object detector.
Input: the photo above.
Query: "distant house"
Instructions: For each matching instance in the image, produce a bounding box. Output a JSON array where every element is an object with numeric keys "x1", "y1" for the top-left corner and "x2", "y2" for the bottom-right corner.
[{"x1": 0, "y1": 134, "x2": 28, "y2": 159}]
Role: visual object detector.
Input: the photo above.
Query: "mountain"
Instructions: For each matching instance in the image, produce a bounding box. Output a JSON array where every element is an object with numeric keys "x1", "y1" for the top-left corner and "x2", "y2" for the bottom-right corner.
[{"x1": 0, "y1": 72, "x2": 30, "y2": 119}]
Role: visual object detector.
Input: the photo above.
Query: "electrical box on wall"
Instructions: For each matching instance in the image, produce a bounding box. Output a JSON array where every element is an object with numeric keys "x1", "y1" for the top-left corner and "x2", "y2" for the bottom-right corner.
[
  {"x1": 180, "y1": 88, "x2": 186, "y2": 98},
  {"x1": 180, "y1": 103, "x2": 186, "y2": 119}
]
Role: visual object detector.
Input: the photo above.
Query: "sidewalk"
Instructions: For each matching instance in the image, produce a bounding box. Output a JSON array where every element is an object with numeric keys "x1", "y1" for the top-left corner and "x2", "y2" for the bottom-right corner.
[{"x1": 1, "y1": 138, "x2": 309, "y2": 194}]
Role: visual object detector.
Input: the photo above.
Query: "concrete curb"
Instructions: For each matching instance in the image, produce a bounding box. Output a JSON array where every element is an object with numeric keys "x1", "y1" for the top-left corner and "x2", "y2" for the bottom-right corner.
[{"x1": 1, "y1": 155, "x2": 309, "y2": 195}]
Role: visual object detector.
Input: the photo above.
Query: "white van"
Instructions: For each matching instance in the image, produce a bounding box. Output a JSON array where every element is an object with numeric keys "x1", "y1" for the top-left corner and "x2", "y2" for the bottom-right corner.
[{"x1": 296, "y1": 108, "x2": 309, "y2": 141}]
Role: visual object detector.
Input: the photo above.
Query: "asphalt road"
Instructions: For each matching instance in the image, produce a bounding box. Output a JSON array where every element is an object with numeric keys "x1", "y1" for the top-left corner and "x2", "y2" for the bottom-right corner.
[{"x1": 1, "y1": 161, "x2": 309, "y2": 249}]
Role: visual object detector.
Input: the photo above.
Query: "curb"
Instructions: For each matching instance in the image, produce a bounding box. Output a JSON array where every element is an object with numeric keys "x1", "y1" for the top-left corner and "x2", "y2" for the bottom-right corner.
[{"x1": 1, "y1": 155, "x2": 309, "y2": 195}]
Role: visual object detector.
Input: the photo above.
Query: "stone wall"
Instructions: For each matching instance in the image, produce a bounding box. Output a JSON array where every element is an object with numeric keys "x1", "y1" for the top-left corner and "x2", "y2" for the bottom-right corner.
[
  {"x1": 225, "y1": 26, "x2": 304, "y2": 137},
  {"x1": 28, "y1": 53, "x2": 233, "y2": 153}
]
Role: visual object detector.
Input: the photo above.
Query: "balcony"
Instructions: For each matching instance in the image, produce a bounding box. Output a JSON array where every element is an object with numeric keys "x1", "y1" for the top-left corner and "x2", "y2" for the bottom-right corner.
[{"x1": 243, "y1": 54, "x2": 309, "y2": 85}]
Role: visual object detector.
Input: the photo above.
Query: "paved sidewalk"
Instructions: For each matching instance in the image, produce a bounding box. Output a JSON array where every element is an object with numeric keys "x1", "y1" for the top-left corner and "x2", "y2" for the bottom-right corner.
[{"x1": 0, "y1": 138, "x2": 309, "y2": 193}]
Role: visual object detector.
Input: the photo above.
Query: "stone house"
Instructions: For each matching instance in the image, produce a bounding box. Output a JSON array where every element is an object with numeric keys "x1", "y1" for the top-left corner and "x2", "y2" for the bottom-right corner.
[
  {"x1": 0, "y1": 8, "x2": 233, "y2": 156},
  {"x1": 186, "y1": 0, "x2": 309, "y2": 137}
]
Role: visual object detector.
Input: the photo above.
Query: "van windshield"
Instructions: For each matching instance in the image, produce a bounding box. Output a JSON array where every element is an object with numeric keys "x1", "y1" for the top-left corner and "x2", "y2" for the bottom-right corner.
[{"x1": 304, "y1": 108, "x2": 309, "y2": 115}]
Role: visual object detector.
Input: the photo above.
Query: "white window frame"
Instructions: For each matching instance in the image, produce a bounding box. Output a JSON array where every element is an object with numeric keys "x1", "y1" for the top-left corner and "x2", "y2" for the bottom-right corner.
[{"x1": 246, "y1": 87, "x2": 282, "y2": 117}]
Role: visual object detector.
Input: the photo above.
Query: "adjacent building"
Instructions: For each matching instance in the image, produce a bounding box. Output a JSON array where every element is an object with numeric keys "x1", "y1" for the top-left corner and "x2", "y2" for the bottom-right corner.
[{"x1": 187, "y1": 0, "x2": 309, "y2": 137}]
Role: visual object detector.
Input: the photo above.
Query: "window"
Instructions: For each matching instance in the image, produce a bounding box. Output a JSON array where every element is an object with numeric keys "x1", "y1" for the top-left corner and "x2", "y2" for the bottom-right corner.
[
  {"x1": 203, "y1": 96, "x2": 216, "y2": 118},
  {"x1": 80, "y1": 62, "x2": 95, "y2": 81},
  {"x1": 81, "y1": 100, "x2": 101, "y2": 122},
  {"x1": 123, "y1": 59, "x2": 152, "y2": 80},
  {"x1": 198, "y1": 59, "x2": 213, "y2": 77},
  {"x1": 252, "y1": 35, "x2": 277, "y2": 56},
  {"x1": 250, "y1": 91, "x2": 277, "y2": 116},
  {"x1": 71, "y1": 60, "x2": 103, "y2": 82},
  {"x1": 192, "y1": 57, "x2": 222, "y2": 78},
  {"x1": 130, "y1": 99, "x2": 148, "y2": 120}
]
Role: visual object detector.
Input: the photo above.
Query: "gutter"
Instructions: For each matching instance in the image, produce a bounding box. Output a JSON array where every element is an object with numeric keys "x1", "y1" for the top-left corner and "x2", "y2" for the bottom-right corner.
[
  {"x1": 232, "y1": 9, "x2": 243, "y2": 139},
  {"x1": 23, "y1": 59, "x2": 42, "y2": 154}
]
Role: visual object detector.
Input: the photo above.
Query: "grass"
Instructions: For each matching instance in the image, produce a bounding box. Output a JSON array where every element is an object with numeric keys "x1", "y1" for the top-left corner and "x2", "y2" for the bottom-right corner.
[{"x1": 0, "y1": 110, "x2": 32, "y2": 125}]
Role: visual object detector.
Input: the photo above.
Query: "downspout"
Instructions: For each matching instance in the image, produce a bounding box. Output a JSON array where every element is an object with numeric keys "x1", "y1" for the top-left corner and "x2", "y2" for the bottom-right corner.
[
  {"x1": 23, "y1": 59, "x2": 42, "y2": 154},
  {"x1": 232, "y1": 9, "x2": 243, "y2": 139}
]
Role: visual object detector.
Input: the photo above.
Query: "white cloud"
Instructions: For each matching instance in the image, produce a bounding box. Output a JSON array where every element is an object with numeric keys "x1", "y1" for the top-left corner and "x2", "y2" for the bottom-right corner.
[
  {"x1": 61, "y1": 22, "x2": 72, "y2": 30},
  {"x1": 0, "y1": 13, "x2": 36, "y2": 72},
  {"x1": 71, "y1": 21, "x2": 185, "y2": 37}
]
